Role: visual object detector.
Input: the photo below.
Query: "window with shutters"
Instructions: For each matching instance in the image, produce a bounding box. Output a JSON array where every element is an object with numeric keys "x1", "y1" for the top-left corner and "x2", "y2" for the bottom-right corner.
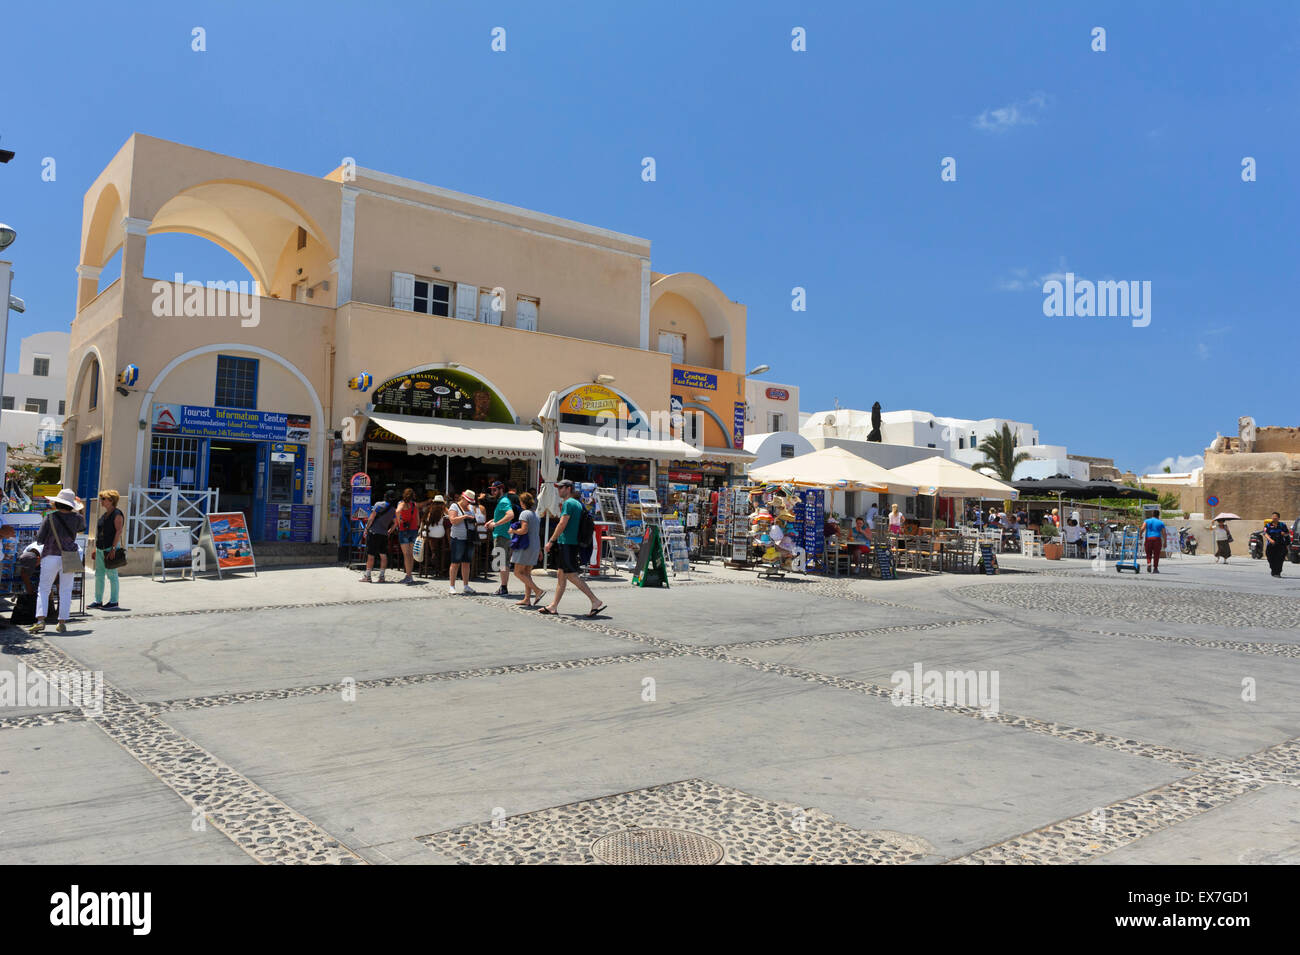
[
  {"x1": 33, "y1": 356, "x2": 50, "y2": 377},
  {"x1": 515, "y1": 296, "x2": 539, "y2": 331},
  {"x1": 658, "y1": 331, "x2": 685, "y2": 363},
  {"x1": 413, "y1": 279, "x2": 452, "y2": 316},
  {"x1": 58, "y1": 400, "x2": 66, "y2": 416},
  {"x1": 768, "y1": 412, "x2": 784, "y2": 432},
  {"x1": 477, "y1": 288, "x2": 502, "y2": 325}
]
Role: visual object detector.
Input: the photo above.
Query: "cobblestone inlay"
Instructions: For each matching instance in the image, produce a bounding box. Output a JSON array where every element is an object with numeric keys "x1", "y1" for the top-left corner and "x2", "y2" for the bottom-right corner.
[
  {"x1": 955, "y1": 581, "x2": 1300, "y2": 630},
  {"x1": 0, "y1": 629, "x2": 363, "y2": 864},
  {"x1": 144, "y1": 649, "x2": 680, "y2": 713},
  {"x1": 419, "y1": 778, "x2": 935, "y2": 864},
  {"x1": 700, "y1": 649, "x2": 1224, "y2": 772},
  {"x1": 1074, "y1": 627, "x2": 1300, "y2": 659},
  {"x1": 716, "y1": 617, "x2": 992, "y2": 651},
  {"x1": 0, "y1": 710, "x2": 88, "y2": 730},
  {"x1": 950, "y1": 772, "x2": 1270, "y2": 864}
]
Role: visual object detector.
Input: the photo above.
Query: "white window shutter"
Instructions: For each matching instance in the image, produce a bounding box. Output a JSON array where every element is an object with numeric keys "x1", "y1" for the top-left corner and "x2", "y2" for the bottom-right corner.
[
  {"x1": 515, "y1": 298, "x2": 537, "y2": 331},
  {"x1": 455, "y1": 283, "x2": 478, "y2": 321},
  {"x1": 478, "y1": 289, "x2": 501, "y2": 325},
  {"x1": 391, "y1": 272, "x2": 415, "y2": 311}
]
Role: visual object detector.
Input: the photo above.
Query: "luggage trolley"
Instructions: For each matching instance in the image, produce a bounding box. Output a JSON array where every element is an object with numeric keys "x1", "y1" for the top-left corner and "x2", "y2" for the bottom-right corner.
[{"x1": 1114, "y1": 527, "x2": 1142, "y2": 573}]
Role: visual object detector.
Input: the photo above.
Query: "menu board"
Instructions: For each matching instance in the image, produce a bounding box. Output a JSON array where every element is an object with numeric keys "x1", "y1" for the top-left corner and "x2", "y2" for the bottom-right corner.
[
  {"x1": 198, "y1": 512, "x2": 257, "y2": 578},
  {"x1": 264, "y1": 504, "x2": 314, "y2": 542},
  {"x1": 797, "y1": 489, "x2": 825, "y2": 561},
  {"x1": 371, "y1": 370, "x2": 498, "y2": 421},
  {"x1": 153, "y1": 525, "x2": 193, "y2": 581}
]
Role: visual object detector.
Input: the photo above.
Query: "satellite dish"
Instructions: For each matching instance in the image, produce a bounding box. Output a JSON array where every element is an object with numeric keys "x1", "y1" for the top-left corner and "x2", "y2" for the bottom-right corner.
[{"x1": 824, "y1": 414, "x2": 836, "y2": 427}]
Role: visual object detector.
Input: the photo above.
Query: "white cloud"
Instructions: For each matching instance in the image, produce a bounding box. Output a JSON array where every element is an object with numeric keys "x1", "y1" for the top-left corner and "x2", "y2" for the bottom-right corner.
[
  {"x1": 973, "y1": 92, "x2": 1050, "y2": 133},
  {"x1": 1144, "y1": 454, "x2": 1205, "y2": 475}
]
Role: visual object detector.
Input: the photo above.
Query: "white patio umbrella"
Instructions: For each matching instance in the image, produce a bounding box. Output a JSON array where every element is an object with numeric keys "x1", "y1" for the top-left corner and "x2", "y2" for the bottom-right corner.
[
  {"x1": 536, "y1": 391, "x2": 563, "y2": 572},
  {"x1": 536, "y1": 391, "x2": 563, "y2": 517},
  {"x1": 748, "y1": 446, "x2": 917, "y2": 494}
]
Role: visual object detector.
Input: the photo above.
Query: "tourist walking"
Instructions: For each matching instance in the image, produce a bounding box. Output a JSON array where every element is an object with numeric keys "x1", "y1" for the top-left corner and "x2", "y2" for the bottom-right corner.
[
  {"x1": 447, "y1": 489, "x2": 479, "y2": 595},
  {"x1": 90, "y1": 489, "x2": 126, "y2": 609},
  {"x1": 1212, "y1": 519, "x2": 1234, "y2": 563},
  {"x1": 361, "y1": 489, "x2": 399, "y2": 582},
  {"x1": 393, "y1": 488, "x2": 421, "y2": 584},
  {"x1": 1262, "y1": 511, "x2": 1291, "y2": 578},
  {"x1": 1142, "y1": 510, "x2": 1167, "y2": 574},
  {"x1": 509, "y1": 491, "x2": 546, "y2": 607},
  {"x1": 486, "y1": 479, "x2": 517, "y2": 596},
  {"x1": 540, "y1": 479, "x2": 605, "y2": 617},
  {"x1": 29, "y1": 488, "x2": 85, "y2": 634}
]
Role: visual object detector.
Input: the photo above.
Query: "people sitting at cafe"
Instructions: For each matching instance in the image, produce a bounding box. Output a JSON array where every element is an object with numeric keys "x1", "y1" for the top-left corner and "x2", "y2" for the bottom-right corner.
[
  {"x1": 849, "y1": 516, "x2": 872, "y2": 572},
  {"x1": 1064, "y1": 518, "x2": 1086, "y2": 556}
]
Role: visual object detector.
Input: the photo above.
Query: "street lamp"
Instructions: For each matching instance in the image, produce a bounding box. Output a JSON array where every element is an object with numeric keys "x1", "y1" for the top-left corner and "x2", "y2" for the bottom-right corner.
[
  {"x1": 0, "y1": 224, "x2": 20, "y2": 492},
  {"x1": 747, "y1": 364, "x2": 770, "y2": 376},
  {"x1": 0, "y1": 224, "x2": 15, "y2": 252}
]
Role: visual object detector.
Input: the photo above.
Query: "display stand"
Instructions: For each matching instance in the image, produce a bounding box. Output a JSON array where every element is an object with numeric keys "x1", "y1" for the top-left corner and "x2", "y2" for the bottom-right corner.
[
  {"x1": 196, "y1": 512, "x2": 258, "y2": 579},
  {"x1": 153, "y1": 525, "x2": 195, "y2": 581},
  {"x1": 594, "y1": 487, "x2": 634, "y2": 572},
  {"x1": 632, "y1": 525, "x2": 669, "y2": 588},
  {"x1": 661, "y1": 516, "x2": 691, "y2": 576},
  {"x1": 722, "y1": 487, "x2": 754, "y2": 566}
]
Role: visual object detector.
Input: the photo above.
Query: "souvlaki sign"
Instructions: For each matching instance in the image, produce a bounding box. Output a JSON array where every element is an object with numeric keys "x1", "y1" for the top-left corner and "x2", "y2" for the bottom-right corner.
[{"x1": 1042, "y1": 272, "x2": 1151, "y2": 328}]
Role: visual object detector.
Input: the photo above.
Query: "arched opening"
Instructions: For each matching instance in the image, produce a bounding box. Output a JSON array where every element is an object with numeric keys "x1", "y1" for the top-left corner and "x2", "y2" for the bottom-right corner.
[{"x1": 143, "y1": 233, "x2": 257, "y2": 291}]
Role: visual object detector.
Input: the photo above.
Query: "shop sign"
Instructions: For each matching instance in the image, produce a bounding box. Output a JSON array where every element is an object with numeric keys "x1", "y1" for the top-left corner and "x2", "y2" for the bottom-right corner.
[
  {"x1": 152, "y1": 403, "x2": 310, "y2": 442},
  {"x1": 672, "y1": 368, "x2": 717, "y2": 391},
  {"x1": 560, "y1": 384, "x2": 624, "y2": 418},
  {"x1": 765, "y1": 387, "x2": 789, "y2": 401},
  {"x1": 371, "y1": 369, "x2": 509, "y2": 423},
  {"x1": 733, "y1": 401, "x2": 745, "y2": 448},
  {"x1": 668, "y1": 470, "x2": 702, "y2": 483}
]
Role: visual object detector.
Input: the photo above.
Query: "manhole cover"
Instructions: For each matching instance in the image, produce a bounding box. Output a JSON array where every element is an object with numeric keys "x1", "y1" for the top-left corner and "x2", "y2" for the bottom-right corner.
[{"x1": 590, "y1": 828, "x2": 725, "y2": 865}]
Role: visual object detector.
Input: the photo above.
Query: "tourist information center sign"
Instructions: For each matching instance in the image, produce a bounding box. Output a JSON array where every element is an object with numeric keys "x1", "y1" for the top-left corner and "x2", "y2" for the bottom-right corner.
[{"x1": 152, "y1": 403, "x2": 310, "y2": 442}]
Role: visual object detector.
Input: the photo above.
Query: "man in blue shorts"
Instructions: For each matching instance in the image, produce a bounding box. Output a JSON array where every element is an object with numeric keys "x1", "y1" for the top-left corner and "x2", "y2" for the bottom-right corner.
[{"x1": 540, "y1": 480, "x2": 605, "y2": 617}]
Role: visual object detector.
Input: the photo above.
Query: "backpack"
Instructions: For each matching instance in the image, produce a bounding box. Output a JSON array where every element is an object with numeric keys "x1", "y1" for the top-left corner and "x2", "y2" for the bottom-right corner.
[{"x1": 577, "y1": 504, "x2": 595, "y2": 546}]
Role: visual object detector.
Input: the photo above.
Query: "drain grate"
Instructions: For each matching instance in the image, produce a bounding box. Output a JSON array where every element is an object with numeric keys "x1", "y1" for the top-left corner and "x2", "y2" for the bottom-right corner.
[{"x1": 591, "y1": 828, "x2": 725, "y2": 865}]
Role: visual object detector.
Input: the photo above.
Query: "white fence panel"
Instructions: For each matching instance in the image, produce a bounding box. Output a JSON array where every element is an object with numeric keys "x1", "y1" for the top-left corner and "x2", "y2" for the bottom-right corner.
[{"x1": 126, "y1": 484, "x2": 220, "y2": 548}]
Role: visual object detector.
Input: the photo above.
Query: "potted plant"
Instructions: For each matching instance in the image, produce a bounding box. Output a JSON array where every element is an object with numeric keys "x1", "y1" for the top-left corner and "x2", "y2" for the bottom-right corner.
[{"x1": 1040, "y1": 521, "x2": 1063, "y2": 560}]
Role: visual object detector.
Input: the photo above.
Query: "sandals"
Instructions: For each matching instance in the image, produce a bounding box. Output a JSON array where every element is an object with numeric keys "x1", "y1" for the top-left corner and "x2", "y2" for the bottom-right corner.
[
  {"x1": 537, "y1": 607, "x2": 557, "y2": 615},
  {"x1": 530, "y1": 590, "x2": 548, "y2": 607},
  {"x1": 586, "y1": 604, "x2": 608, "y2": 618}
]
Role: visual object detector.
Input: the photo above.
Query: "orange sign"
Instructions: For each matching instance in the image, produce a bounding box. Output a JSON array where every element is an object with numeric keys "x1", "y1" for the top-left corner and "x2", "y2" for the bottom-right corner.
[
  {"x1": 560, "y1": 384, "x2": 624, "y2": 418},
  {"x1": 207, "y1": 512, "x2": 256, "y2": 570}
]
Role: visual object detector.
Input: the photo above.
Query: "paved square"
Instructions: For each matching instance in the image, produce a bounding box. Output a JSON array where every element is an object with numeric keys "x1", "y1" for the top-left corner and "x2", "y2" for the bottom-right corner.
[{"x1": 1, "y1": 558, "x2": 1295, "y2": 864}]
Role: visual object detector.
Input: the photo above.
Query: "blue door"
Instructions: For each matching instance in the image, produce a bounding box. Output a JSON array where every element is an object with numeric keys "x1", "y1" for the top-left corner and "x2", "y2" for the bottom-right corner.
[{"x1": 76, "y1": 439, "x2": 102, "y2": 502}]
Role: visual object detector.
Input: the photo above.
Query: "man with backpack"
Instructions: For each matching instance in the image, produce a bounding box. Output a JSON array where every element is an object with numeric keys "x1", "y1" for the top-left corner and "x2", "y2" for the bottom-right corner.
[
  {"x1": 539, "y1": 480, "x2": 606, "y2": 617},
  {"x1": 361, "y1": 489, "x2": 399, "y2": 582}
]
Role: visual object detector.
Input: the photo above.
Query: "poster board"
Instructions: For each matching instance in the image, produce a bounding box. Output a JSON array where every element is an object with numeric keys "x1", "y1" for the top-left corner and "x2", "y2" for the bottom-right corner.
[
  {"x1": 153, "y1": 525, "x2": 194, "y2": 581},
  {"x1": 197, "y1": 512, "x2": 258, "y2": 578},
  {"x1": 632, "y1": 525, "x2": 669, "y2": 588}
]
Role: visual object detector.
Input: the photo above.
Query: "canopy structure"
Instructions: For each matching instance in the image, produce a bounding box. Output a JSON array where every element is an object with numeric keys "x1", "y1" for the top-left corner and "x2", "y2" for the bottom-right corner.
[
  {"x1": 1013, "y1": 476, "x2": 1158, "y2": 502},
  {"x1": 368, "y1": 412, "x2": 585, "y2": 462},
  {"x1": 886, "y1": 456, "x2": 1019, "y2": 499},
  {"x1": 560, "y1": 427, "x2": 703, "y2": 461},
  {"x1": 748, "y1": 446, "x2": 918, "y2": 494}
]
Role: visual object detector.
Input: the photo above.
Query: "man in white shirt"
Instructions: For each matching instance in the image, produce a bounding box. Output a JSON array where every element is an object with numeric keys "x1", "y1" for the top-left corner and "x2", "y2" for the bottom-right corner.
[{"x1": 866, "y1": 502, "x2": 879, "y2": 531}]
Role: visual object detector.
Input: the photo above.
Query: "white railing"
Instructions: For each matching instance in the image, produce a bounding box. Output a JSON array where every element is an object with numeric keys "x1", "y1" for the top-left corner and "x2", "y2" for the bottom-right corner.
[{"x1": 126, "y1": 484, "x2": 220, "y2": 548}]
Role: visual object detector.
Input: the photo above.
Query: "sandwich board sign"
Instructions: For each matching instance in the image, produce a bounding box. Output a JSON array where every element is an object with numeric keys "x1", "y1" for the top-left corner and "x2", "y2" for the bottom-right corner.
[
  {"x1": 196, "y1": 511, "x2": 258, "y2": 578},
  {"x1": 632, "y1": 525, "x2": 669, "y2": 588},
  {"x1": 153, "y1": 525, "x2": 194, "y2": 581}
]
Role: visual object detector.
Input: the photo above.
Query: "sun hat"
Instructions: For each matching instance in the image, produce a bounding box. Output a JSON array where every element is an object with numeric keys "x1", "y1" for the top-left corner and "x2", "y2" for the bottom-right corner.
[
  {"x1": 461, "y1": 489, "x2": 477, "y2": 502},
  {"x1": 432, "y1": 495, "x2": 446, "y2": 503},
  {"x1": 52, "y1": 488, "x2": 84, "y2": 511}
]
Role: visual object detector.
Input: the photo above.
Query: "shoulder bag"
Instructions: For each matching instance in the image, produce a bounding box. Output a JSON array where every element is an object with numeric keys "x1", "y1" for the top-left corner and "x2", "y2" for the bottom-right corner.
[{"x1": 54, "y1": 512, "x2": 84, "y2": 575}]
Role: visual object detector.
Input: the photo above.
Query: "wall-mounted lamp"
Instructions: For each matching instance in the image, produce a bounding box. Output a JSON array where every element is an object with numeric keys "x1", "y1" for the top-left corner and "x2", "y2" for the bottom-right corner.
[
  {"x1": 693, "y1": 394, "x2": 712, "y2": 403},
  {"x1": 595, "y1": 374, "x2": 616, "y2": 384}
]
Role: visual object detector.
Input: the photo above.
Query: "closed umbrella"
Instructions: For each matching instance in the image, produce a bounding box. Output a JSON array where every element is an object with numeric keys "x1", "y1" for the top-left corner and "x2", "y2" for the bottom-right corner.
[{"x1": 536, "y1": 391, "x2": 563, "y2": 572}]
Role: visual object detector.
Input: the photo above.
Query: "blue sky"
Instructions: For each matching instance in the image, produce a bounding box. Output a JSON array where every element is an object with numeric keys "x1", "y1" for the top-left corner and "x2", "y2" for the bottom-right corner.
[{"x1": 2, "y1": 0, "x2": 1296, "y2": 473}]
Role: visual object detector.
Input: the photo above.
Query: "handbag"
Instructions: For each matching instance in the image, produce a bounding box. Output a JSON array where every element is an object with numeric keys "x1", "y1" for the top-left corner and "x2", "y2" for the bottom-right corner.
[
  {"x1": 412, "y1": 536, "x2": 425, "y2": 561},
  {"x1": 103, "y1": 547, "x2": 128, "y2": 569},
  {"x1": 54, "y1": 513, "x2": 83, "y2": 575}
]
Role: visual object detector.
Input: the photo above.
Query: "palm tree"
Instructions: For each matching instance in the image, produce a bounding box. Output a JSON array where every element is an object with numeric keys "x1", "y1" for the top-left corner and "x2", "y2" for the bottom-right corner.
[{"x1": 976, "y1": 424, "x2": 1031, "y2": 482}]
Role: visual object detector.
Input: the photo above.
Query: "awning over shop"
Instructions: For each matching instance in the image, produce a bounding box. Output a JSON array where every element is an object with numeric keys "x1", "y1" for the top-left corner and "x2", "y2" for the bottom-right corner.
[
  {"x1": 695, "y1": 446, "x2": 757, "y2": 465},
  {"x1": 368, "y1": 413, "x2": 585, "y2": 461},
  {"x1": 560, "y1": 428, "x2": 703, "y2": 461}
]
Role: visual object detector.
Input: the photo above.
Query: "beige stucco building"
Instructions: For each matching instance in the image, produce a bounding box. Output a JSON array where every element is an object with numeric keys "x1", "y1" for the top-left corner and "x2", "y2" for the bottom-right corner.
[{"x1": 66, "y1": 135, "x2": 752, "y2": 549}]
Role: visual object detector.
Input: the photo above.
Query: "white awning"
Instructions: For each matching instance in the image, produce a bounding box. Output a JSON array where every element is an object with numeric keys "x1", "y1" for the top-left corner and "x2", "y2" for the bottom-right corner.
[
  {"x1": 695, "y1": 446, "x2": 757, "y2": 465},
  {"x1": 369, "y1": 413, "x2": 585, "y2": 461},
  {"x1": 560, "y1": 428, "x2": 703, "y2": 461}
]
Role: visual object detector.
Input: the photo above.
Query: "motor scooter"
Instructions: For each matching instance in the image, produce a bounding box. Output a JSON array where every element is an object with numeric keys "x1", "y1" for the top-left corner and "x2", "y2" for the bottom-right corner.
[
  {"x1": 1178, "y1": 527, "x2": 1198, "y2": 555},
  {"x1": 1249, "y1": 530, "x2": 1265, "y2": 559}
]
